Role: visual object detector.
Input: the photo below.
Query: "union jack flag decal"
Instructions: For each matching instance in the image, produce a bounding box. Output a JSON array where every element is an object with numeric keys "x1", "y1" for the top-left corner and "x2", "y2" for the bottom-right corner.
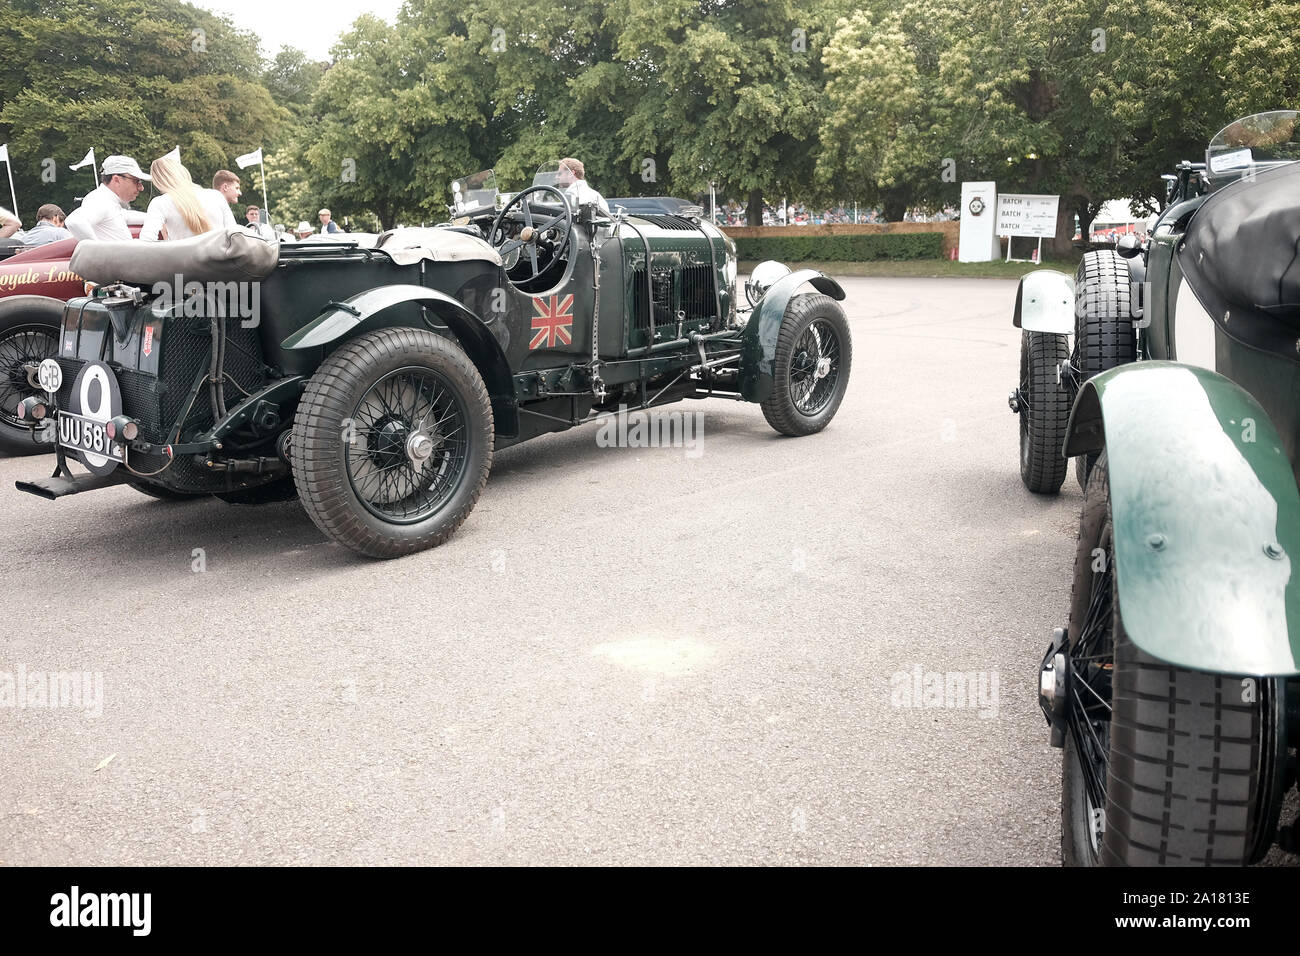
[{"x1": 529, "y1": 294, "x2": 574, "y2": 350}]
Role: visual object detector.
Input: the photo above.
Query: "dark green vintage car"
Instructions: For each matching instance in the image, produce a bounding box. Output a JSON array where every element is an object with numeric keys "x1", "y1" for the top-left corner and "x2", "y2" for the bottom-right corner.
[
  {"x1": 12, "y1": 164, "x2": 851, "y2": 558},
  {"x1": 1017, "y1": 111, "x2": 1300, "y2": 865}
]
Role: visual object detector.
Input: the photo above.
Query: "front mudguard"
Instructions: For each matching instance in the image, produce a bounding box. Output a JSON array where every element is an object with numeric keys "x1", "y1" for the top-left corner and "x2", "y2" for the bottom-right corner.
[
  {"x1": 1065, "y1": 361, "x2": 1300, "y2": 675},
  {"x1": 1013, "y1": 269, "x2": 1074, "y2": 334},
  {"x1": 281, "y1": 283, "x2": 518, "y2": 437},
  {"x1": 739, "y1": 269, "x2": 845, "y2": 403}
]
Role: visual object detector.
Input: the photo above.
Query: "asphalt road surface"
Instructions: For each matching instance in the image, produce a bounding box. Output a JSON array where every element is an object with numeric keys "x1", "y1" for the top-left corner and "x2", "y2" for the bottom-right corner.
[{"x1": 1, "y1": 276, "x2": 1292, "y2": 866}]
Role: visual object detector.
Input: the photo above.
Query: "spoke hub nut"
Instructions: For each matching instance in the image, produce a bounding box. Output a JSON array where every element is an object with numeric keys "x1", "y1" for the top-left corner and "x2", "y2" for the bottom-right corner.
[{"x1": 406, "y1": 431, "x2": 435, "y2": 465}]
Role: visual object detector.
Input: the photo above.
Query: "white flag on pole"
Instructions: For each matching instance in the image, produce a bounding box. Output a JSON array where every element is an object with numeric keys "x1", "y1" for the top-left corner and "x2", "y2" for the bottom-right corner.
[
  {"x1": 70, "y1": 149, "x2": 95, "y2": 171},
  {"x1": 0, "y1": 144, "x2": 8, "y2": 164},
  {"x1": 235, "y1": 147, "x2": 263, "y2": 169},
  {"x1": 159, "y1": 145, "x2": 180, "y2": 163}
]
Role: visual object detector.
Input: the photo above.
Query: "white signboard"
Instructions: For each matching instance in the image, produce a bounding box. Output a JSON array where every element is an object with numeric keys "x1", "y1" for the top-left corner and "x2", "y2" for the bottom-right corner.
[
  {"x1": 959, "y1": 182, "x2": 998, "y2": 262},
  {"x1": 996, "y1": 194, "x2": 1060, "y2": 239}
]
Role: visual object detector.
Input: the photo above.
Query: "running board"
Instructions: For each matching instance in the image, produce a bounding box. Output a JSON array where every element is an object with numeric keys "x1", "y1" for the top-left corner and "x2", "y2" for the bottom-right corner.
[{"x1": 15, "y1": 470, "x2": 128, "y2": 500}]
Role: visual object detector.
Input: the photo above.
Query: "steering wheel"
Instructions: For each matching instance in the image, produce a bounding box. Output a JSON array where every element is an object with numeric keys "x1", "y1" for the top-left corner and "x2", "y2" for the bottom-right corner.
[{"x1": 488, "y1": 185, "x2": 573, "y2": 283}]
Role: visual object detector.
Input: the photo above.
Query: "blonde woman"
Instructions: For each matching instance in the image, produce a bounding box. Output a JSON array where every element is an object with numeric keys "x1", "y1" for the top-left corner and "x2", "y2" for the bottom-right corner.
[{"x1": 140, "y1": 157, "x2": 236, "y2": 241}]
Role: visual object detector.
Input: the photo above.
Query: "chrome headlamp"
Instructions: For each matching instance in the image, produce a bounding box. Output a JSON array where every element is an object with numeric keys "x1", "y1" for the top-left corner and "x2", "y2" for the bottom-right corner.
[{"x1": 744, "y1": 260, "x2": 792, "y2": 306}]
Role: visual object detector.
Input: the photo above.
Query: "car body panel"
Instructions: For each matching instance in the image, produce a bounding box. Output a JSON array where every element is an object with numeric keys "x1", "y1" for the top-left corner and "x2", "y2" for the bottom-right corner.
[
  {"x1": 1065, "y1": 361, "x2": 1300, "y2": 675},
  {"x1": 0, "y1": 238, "x2": 84, "y2": 301},
  {"x1": 281, "y1": 282, "x2": 519, "y2": 435}
]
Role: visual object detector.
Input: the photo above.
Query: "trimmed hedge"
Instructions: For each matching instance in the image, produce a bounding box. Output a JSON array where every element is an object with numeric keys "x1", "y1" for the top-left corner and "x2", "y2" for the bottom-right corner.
[{"x1": 733, "y1": 232, "x2": 944, "y2": 262}]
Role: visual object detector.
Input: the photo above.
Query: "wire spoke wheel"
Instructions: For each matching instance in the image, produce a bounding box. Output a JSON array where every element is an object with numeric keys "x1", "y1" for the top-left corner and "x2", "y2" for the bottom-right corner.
[
  {"x1": 788, "y1": 318, "x2": 842, "y2": 415},
  {"x1": 0, "y1": 323, "x2": 57, "y2": 430},
  {"x1": 1066, "y1": 522, "x2": 1115, "y2": 861},
  {"x1": 292, "y1": 327, "x2": 493, "y2": 559},
  {"x1": 346, "y1": 367, "x2": 470, "y2": 524},
  {"x1": 760, "y1": 293, "x2": 852, "y2": 436}
]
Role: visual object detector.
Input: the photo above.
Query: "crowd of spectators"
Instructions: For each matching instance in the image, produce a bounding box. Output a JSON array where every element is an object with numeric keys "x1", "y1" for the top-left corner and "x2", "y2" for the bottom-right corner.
[
  {"x1": 711, "y1": 200, "x2": 958, "y2": 227},
  {"x1": 1, "y1": 152, "x2": 352, "y2": 249}
]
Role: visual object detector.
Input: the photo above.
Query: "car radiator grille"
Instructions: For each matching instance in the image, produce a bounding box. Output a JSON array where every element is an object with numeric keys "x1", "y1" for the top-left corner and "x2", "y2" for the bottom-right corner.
[
  {"x1": 630, "y1": 264, "x2": 717, "y2": 333},
  {"x1": 631, "y1": 214, "x2": 701, "y2": 231}
]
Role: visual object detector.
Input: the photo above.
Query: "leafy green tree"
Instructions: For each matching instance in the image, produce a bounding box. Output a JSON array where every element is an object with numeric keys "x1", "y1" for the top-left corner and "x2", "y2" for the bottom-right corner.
[
  {"x1": 263, "y1": 46, "x2": 326, "y2": 116},
  {"x1": 929, "y1": 0, "x2": 1300, "y2": 249},
  {"x1": 819, "y1": 5, "x2": 960, "y2": 220},
  {"x1": 610, "y1": 0, "x2": 836, "y2": 224},
  {"x1": 817, "y1": 0, "x2": 1300, "y2": 246},
  {"x1": 0, "y1": 0, "x2": 285, "y2": 218},
  {"x1": 290, "y1": 11, "x2": 494, "y2": 230}
]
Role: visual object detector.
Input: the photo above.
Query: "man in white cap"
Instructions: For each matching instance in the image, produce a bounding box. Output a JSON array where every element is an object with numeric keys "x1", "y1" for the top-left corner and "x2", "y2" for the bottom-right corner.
[{"x1": 64, "y1": 155, "x2": 149, "y2": 241}]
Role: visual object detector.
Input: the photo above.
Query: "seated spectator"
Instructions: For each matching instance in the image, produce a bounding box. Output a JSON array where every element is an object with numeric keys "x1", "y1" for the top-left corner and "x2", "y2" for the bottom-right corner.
[
  {"x1": 20, "y1": 204, "x2": 72, "y2": 246},
  {"x1": 140, "y1": 156, "x2": 236, "y2": 242},
  {"x1": 0, "y1": 205, "x2": 20, "y2": 238},
  {"x1": 294, "y1": 221, "x2": 313, "y2": 240},
  {"x1": 244, "y1": 204, "x2": 276, "y2": 241}
]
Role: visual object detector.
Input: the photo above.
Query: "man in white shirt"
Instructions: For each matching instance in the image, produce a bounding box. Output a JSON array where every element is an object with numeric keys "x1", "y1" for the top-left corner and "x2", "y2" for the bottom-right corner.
[
  {"x1": 555, "y1": 158, "x2": 609, "y2": 215},
  {"x1": 64, "y1": 155, "x2": 149, "y2": 241}
]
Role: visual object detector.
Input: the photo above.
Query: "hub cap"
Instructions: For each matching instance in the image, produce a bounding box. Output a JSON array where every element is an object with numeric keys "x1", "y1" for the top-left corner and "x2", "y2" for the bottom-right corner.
[{"x1": 406, "y1": 431, "x2": 435, "y2": 465}]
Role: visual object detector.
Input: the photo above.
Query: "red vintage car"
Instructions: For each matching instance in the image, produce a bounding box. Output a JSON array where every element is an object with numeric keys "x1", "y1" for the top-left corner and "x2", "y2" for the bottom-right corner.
[{"x1": 0, "y1": 213, "x2": 144, "y2": 454}]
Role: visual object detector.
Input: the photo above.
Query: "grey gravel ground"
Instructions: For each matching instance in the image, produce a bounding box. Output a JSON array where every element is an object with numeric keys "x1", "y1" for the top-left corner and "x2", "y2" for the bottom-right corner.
[{"x1": 1, "y1": 276, "x2": 1291, "y2": 866}]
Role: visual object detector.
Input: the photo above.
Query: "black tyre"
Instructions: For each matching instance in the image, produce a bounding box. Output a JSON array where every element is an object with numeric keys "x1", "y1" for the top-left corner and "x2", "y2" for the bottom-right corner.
[
  {"x1": 0, "y1": 296, "x2": 62, "y2": 456},
  {"x1": 1061, "y1": 452, "x2": 1283, "y2": 866},
  {"x1": 760, "y1": 293, "x2": 852, "y2": 436},
  {"x1": 1018, "y1": 330, "x2": 1070, "y2": 494},
  {"x1": 291, "y1": 328, "x2": 493, "y2": 559},
  {"x1": 1072, "y1": 252, "x2": 1136, "y2": 489}
]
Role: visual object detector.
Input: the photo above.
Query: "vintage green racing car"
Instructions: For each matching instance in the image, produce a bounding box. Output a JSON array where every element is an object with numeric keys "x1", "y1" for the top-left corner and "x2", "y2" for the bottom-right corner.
[
  {"x1": 12, "y1": 163, "x2": 852, "y2": 558},
  {"x1": 1023, "y1": 111, "x2": 1300, "y2": 865}
]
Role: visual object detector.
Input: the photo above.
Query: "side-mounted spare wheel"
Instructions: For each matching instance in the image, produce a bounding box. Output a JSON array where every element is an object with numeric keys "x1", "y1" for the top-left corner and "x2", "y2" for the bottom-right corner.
[
  {"x1": 0, "y1": 295, "x2": 63, "y2": 456},
  {"x1": 1017, "y1": 330, "x2": 1071, "y2": 494},
  {"x1": 291, "y1": 327, "x2": 494, "y2": 559},
  {"x1": 760, "y1": 292, "x2": 852, "y2": 436},
  {"x1": 1072, "y1": 252, "x2": 1137, "y2": 489}
]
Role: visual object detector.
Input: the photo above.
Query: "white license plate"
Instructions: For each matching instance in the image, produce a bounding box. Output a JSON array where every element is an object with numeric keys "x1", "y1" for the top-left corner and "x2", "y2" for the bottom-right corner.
[{"x1": 57, "y1": 411, "x2": 125, "y2": 463}]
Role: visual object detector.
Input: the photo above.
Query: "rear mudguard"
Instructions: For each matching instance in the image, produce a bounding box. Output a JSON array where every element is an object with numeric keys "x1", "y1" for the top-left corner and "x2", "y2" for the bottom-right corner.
[
  {"x1": 281, "y1": 284, "x2": 518, "y2": 437},
  {"x1": 1012, "y1": 269, "x2": 1073, "y2": 333},
  {"x1": 1065, "y1": 361, "x2": 1300, "y2": 675},
  {"x1": 739, "y1": 270, "x2": 845, "y2": 403}
]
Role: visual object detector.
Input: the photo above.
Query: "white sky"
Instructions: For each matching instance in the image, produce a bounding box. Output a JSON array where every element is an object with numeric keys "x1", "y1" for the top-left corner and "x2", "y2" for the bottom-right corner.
[{"x1": 195, "y1": 0, "x2": 406, "y2": 60}]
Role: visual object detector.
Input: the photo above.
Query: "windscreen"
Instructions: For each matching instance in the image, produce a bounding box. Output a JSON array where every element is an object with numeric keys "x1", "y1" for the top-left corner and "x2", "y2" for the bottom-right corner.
[
  {"x1": 1206, "y1": 111, "x2": 1300, "y2": 182},
  {"x1": 450, "y1": 169, "x2": 498, "y2": 213}
]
